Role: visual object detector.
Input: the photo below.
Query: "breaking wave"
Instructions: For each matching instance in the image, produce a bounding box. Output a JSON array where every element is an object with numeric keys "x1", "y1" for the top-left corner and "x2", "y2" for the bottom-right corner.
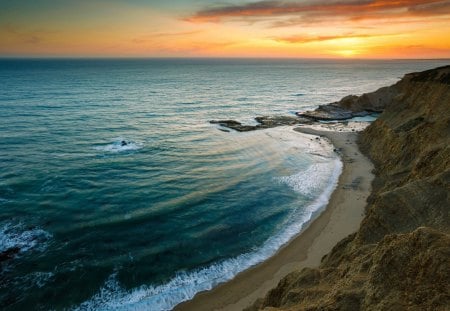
[
  {"x1": 75, "y1": 158, "x2": 343, "y2": 311},
  {"x1": 94, "y1": 138, "x2": 143, "y2": 153},
  {"x1": 0, "y1": 222, "x2": 52, "y2": 256}
]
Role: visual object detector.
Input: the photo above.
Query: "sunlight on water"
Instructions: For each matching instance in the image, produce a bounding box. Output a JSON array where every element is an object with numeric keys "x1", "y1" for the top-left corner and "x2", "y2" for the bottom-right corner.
[{"x1": 0, "y1": 59, "x2": 447, "y2": 310}]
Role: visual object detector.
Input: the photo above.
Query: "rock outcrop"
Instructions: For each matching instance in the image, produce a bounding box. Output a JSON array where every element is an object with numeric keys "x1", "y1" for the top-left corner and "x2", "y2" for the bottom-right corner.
[
  {"x1": 247, "y1": 65, "x2": 450, "y2": 310},
  {"x1": 210, "y1": 115, "x2": 312, "y2": 132},
  {"x1": 297, "y1": 83, "x2": 398, "y2": 121},
  {"x1": 211, "y1": 74, "x2": 400, "y2": 131}
]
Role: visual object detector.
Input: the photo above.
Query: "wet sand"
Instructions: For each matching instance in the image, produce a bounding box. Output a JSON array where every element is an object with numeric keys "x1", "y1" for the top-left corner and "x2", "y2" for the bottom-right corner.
[{"x1": 175, "y1": 125, "x2": 374, "y2": 311}]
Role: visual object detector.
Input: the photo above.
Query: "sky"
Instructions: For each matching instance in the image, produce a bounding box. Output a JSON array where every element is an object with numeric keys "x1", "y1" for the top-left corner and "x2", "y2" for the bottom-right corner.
[{"x1": 1, "y1": 0, "x2": 450, "y2": 58}]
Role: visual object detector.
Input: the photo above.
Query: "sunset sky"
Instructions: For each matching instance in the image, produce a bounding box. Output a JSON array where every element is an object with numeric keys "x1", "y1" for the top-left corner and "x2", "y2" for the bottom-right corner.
[{"x1": 1, "y1": 0, "x2": 450, "y2": 58}]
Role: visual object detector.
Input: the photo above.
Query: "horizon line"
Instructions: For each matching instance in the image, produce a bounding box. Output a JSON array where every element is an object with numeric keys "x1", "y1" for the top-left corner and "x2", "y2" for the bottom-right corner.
[{"x1": 1, "y1": 56, "x2": 449, "y2": 61}]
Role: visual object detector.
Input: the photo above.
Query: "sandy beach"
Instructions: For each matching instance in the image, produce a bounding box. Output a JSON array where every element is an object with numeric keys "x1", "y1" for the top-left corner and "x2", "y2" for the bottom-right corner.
[{"x1": 175, "y1": 124, "x2": 374, "y2": 311}]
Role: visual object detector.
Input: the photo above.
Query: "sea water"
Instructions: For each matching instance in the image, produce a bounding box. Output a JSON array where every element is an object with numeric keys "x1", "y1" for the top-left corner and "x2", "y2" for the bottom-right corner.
[{"x1": 0, "y1": 59, "x2": 447, "y2": 310}]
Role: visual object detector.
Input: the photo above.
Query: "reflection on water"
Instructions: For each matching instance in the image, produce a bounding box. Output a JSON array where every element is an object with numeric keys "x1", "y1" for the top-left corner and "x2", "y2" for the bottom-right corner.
[{"x1": 0, "y1": 59, "x2": 447, "y2": 310}]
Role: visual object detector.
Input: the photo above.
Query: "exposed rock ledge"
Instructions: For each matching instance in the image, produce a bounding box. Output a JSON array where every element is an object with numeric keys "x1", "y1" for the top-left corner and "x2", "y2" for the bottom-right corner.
[
  {"x1": 210, "y1": 116, "x2": 313, "y2": 132},
  {"x1": 297, "y1": 85, "x2": 397, "y2": 121},
  {"x1": 247, "y1": 65, "x2": 450, "y2": 310},
  {"x1": 210, "y1": 74, "x2": 402, "y2": 131}
]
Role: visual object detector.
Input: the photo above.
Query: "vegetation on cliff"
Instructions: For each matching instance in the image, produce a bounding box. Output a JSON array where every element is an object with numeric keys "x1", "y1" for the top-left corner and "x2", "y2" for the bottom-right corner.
[{"x1": 247, "y1": 66, "x2": 450, "y2": 311}]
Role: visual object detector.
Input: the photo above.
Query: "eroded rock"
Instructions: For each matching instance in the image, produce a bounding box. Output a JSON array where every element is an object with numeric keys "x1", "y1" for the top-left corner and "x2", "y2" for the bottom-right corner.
[
  {"x1": 298, "y1": 104, "x2": 354, "y2": 120},
  {"x1": 210, "y1": 115, "x2": 312, "y2": 132}
]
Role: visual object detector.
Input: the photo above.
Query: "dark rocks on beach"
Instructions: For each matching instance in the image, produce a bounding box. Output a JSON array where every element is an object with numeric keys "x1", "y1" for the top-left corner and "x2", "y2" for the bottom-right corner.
[
  {"x1": 210, "y1": 115, "x2": 312, "y2": 132},
  {"x1": 254, "y1": 115, "x2": 312, "y2": 127},
  {"x1": 296, "y1": 81, "x2": 400, "y2": 121},
  {"x1": 297, "y1": 104, "x2": 354, "y2": 121},
  {"x1": 211, "y1": 70, "x2": 401, "y2": 132}
]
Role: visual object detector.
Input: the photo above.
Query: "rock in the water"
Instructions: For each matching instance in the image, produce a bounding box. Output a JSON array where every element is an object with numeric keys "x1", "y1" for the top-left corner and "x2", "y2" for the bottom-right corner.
[
  {"x1": 210, "y1": 120, "x2": 257, "y2": 132},
  {"x1": 210, "y1": 119, "x2": 242, "y2": 126},
  {"x1": 0, "y1": 247, "x2": 20, "y2": 262}
]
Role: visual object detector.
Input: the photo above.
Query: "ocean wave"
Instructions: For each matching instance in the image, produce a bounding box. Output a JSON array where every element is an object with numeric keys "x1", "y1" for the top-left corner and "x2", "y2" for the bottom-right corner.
[
  {"x1": 275, "y1": 161, "x2": 340, "y2": 197},
  {"x1": 31, "y1": 271, "x2": 55, "y2": 288},
  {"x1": 14, "y1": 271, "x2": 56, "y2": 290},
  {"x1": 0, "y1": 222, "x2": 52, "y2": 256},
  {"x1": 74, "y1": 158, "x2": 343, "y2": 311},
  {"x1": 94, "y1": 138, "x2": 143, "y2": 153}
]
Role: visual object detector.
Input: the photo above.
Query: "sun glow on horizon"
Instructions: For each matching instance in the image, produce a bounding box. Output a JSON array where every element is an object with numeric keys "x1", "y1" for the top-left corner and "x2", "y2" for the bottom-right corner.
[
  {"x1": 1, "y1": 1, "x2": 449, "y2": 59},
  {"x1": 335, "y1": 50, "x2": 360, "y2": 57}
]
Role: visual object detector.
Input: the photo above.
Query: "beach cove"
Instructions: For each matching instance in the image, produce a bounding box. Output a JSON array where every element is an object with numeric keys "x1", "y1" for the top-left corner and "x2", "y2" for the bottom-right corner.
[
  {"x1": 1, "y1": 60, "x2": 448, "y2": 311},
  {"x1": 176, "y1": 123, "x2": 374, "y2": 310}
]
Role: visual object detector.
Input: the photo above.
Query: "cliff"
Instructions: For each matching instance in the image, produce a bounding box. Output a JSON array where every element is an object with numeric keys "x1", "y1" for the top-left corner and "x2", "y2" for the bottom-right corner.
[{"x1": 247, "y1": 65, "x2": 450, "y2": 311}]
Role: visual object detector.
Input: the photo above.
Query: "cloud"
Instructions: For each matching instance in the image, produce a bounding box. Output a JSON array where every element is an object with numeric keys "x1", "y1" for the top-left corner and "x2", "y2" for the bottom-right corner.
[
  {"x1": 131, "y1": 31, "x2": 203, "y2": 44},
  {"x1": 1, "y1": 24, "x2": 44, "y2": 44},
  {"x1": 369, "y1": 43, "x2": 450, "y2": 58},
  {"x1": 408, "y1": 0, "x2": 450, "y2": 14},
  {"x1": 273, "y1": 33, "x2": 384, "y2": 44},
  {"x1": 186, "y1": 0, "x2": 450, "y2": 24}
]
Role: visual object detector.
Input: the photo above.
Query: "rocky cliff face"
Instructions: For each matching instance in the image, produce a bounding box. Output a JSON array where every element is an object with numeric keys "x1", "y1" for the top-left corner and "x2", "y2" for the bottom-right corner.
[{"x1": 247, "y1": 66, "x2": 450, "y2": 311}]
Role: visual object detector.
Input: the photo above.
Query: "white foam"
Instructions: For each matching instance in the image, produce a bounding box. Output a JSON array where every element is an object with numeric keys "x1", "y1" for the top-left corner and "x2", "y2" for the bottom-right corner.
[
  {"x1": 0, "y1": 222, "x2": 52, "y2": 254},
  {"x1": 276, "y1": 161, "x2": 340, "y2": 197},
  {"x1": 34, "y1": 271, "x2": 55, "y2": 288},
  {"x1": 94, "y1": 138, "x2": 143, "y2": 153},
  {"x1": 74, "y1": 158, "x2": 343, "y2": 311}
]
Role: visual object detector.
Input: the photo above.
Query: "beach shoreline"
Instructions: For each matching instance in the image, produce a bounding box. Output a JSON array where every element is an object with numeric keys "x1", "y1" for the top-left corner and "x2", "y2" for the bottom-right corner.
[{"x1": 175, "y1": 124, "x2": 374, "y2": 311}]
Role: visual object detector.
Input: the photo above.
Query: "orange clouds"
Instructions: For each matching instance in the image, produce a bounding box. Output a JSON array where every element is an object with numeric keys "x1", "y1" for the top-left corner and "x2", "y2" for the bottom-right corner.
[
  {"x1": 1, "y1": 1, "x2": 449, "y2": 58},
  {"x1": 186, "y1": 0, "x2": 450, "y2": 24},
  {"x1": 273, "y1": 33, "x2": 387, "y2": 44},
  {"x1": 179, "y1": 0, "x2": 450, "y2": 59}
]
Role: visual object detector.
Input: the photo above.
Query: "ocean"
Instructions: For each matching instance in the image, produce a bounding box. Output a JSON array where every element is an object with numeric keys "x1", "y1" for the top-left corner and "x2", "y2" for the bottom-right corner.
[{"x1": 0, "y1": 58, "x2": 447, "y2": 310}]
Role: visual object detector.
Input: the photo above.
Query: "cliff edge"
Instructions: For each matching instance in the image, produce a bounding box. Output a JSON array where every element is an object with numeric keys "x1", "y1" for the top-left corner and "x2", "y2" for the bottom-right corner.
[{"x1": 247, "y1": 65, "x2": 450, "y2": 311}]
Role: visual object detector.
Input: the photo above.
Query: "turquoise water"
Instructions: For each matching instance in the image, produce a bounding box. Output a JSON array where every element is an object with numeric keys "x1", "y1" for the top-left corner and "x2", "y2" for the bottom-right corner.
[{"x1": 0, "y1": 59, "x2": 447, "y2": 310}]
